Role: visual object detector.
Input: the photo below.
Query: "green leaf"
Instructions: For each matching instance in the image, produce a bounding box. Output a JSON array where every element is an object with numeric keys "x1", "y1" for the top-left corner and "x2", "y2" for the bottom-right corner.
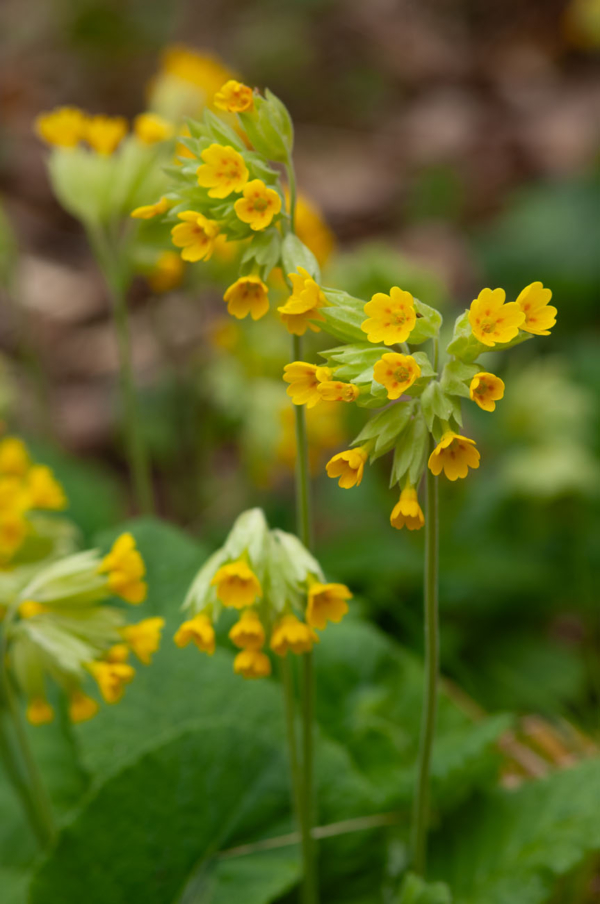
[
  {"x1": 194, "y1": 848, "x2": 300, "y2": 903},
  {"x1": 321, "y1": 289, "x2": 367, "y2": 343},
  {"x1": 390, "y1": 416, "x2": 428, "y2": 487},
  {"x1": 409, "y1": 300, "x2": 442, "y2": 345},
  {"x1": 398, "y1": 873, "x2": 452, "y2": 903},
  {"x1": 240, "y1": 230, "x2": 281, "y2": 279},
  {"x1": 281, "y1": 233, "x2": 320, "y2": 282},
  {"x1": 352, "y1": 404, "x2": 412, "y2": 460},
  {"x1": 320, "y1": 343, "x2": 387, "y2": 384},
  {"x1": 445, "y1": 312, "x2": 486, "y2": 363},
  {"x1": 420, "y1": 383, "x2": 454, "y2": 431},
  {"x1": 202, "y1": 110, "x2": 247, "y2": 151},
  {"x1": 410, "y1": 352, "x2": 435, "y2": 379}
]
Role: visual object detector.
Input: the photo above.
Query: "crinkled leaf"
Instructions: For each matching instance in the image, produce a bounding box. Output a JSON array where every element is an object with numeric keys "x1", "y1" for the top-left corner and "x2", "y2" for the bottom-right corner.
[{"x1": 281, "y1": 233, "x2": 320, "y2": 282}]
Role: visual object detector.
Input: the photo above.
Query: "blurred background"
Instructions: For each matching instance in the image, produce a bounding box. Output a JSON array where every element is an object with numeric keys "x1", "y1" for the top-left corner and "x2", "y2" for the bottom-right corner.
[{"x1": 0, "y1": 0, "x2": 599, "y2": 733}]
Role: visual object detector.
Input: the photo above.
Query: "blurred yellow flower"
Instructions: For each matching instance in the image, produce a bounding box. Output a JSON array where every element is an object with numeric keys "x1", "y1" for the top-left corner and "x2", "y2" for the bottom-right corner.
[
  {"x1": 131, "y1": 196, "x2": 170, "y2": 220},
  {"x1": 390, "y1": 487, "x2": 425, "y2": 531},
  {"x1": 234, "y1": 180, "x2": 281, "y2": 230},
  {"x1": 26, "y1": 697, "x2": 54, "y2": 725},
  {"x1": 0, "y1": 511, "x2": 28, "y2": 561},
  {"x1": 85, "y1": 115, "x2": 127, "y2": 156},
  {"x1": 233, "y1": 648, "x2": 271, "y2": 679},
  {"x1": 197, "y1": 144, "x2": 249, "y2": 198},
  {"x1": 26, "y1": 465, "x2": 67, "y2": 510},
  {"x1": 69, "y1": 690, "x2": 99, "y2": 723},
  {"x1": 171, "y1": 211, "x2": 220, "y2": 262},
  {"x1": 18, "y1": 601, "x2": 47, "y2": 619},
  {"x1": 373, "y1": 353, "x2": 421, "y2": 400},
  {"x1": 278, "y1": 267, "x2": 326, "y2": 335},
  {"x1": 121, "y1": 617, "x2": 165, "y2": 665},
  {"x1": 317, "y1": 380, "x2": 359, "y2": 403},
  {"x1": 290, "y1": 191, "x2": 336, "y2": 267},
  {"x1": 326, "y1": 446, "x2": 369, "y2": 488},
  {"x1": 468, "y1": 288, "x2": 525, "y2": 347},
  {"x1": 0, "y1": 437, "x2": 30, "y2": 477},
  {"x1": 88, "y1": 660, "x2": 135, "y2": 704},
  {"x1": 133, "y1": 112, "x2": 174, "y2": 145},
  {"x1": 35, "y1": 107, "x2": 87, "y2": 148},
  {"x1": 174, "y1": 613, "x2": 215, "y2": 654},
  {"x1": 469, "y1": 372, "x2": 505, "y2": 412},
  {"x1": 229, "y1": 609, "x2": 265, "y2": 650},
  {"x1": 306, "y1": 582, "x2": 351, "y2": 630},
  {"x1": 148, "y1": 251, "x2": 184, "y2": 294},
  {"x1": 210, "y1": 560, "x2": 262, "y2": 609},
  {"x1": 214, "y1": 79, "x2": 255, "y2": 113},
  {"x1": 159, "y1": 45, "x2": 233, "y2": 103},
  {"x1": 516, "y1": 282, "x2": 557, "y2": 336},
  {"x1": 283, "y1": 362, "x2": 332, "y2": 408},
  {"x1": 428, "y1": 432, "x2": 480, "y2": 481},
  {"x1": 223, "y1": 276, "x2": 269, "y2": 320},
  {"x1": 98, "y1": 533, "x2": 147, "y2": 604},
  {"x1": 270, "y1": 614, "x2": 316, "y2": 656},
  {"x1": 362, "y1": 288, "x2": 416, "y2": 345}
]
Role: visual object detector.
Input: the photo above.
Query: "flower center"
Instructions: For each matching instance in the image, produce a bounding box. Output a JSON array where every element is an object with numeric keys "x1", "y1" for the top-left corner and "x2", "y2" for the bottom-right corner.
[
  {"x1": 252, "y1": 197, "x2": 269, "y2": 212},
  {"x1": 394, "y1": 367, "x2": 409, "y2": 383},
  {"x1": 392, "y1": 311, "x2": 406, "y2": 326}
]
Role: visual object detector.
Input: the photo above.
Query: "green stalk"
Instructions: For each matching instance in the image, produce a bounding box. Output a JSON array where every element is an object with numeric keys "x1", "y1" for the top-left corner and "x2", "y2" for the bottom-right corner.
[
  {"x1": 281, "y1": 658, "x2": 302, "y2": 826},
  {"x1": 411, "y1": 437, "x2": 439, "y2": 875}
]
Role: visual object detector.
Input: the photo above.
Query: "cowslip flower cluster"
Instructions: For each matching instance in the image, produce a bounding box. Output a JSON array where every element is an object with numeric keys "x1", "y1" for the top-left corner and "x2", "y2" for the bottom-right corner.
[
  {"x1": 174, "y1": 509, "x2": 352, "y2": 679},
  {"x1": 2, "y1": 533, "x2": 162, "y2": 724},
  {"x1": 283, "y1": 279, "x2": 556, "y2": 529}
]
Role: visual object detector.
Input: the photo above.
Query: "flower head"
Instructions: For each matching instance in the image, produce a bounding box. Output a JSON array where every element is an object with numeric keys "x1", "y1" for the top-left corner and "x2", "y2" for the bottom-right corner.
[
  {"x1": 171, "y1": 211, "x2": 220, "y2": 262},
  {"x1": 326, "y1": 447, "x2": 369, "y2": 488},
  {"x1": 131, "y1": 196, "x2": 170, "y2": 220},
  {"x1": 270, "y1": 614, "x2": 316, "y2": 656},
  {"x1": 277, "y1": 267, "x2": 327, "y2": 336},
  {"x1": 0, "y1": 437, "x2": 30, "y2": 477},
  {"x1": 515, "y1": 282, "x2": 557, "y2": 336},
  {"x1": 469, "y1": 372, "x2": 505, "y2": 412},
  {"x1": 229, "y1": 609, "x2": 265, "y2": 650},
  {"x1": 121, "y1": 617, "x2": 165, "y2": 665},
  {"x1": 148, "y1": 251, "x2": 184, "y2": 293},
  {"x1": 214, "y1": 79, "x2": 255, "y2": 113},
  {"x1": 174, "y1": 613, "x2": 215, "y2": 654},
  {"x1": 373, "y1": 353, "x2": 421, "y2": 400},
  {"x1": 283, "y1": 362, "x2": 332, "y2": 408},
  {"x1": 26, "y1": 697, "x2": 54, "y2": 725},
  {"x1": 233, "y1": 648, "x2": 271, "y2": 679},
  {"x1": 468, "y1": 288, "x2": 525, "y2": 347},
  {"x1": 98, "y1": 533, "x2": 147, "y2": 604},
  {"x1": 69, "y1": 690, "x2": 99, "y2": 723},
  {"x1": 26, "y1": 466, "x2": 67, "y2": 510},
  {"x1": 390, "y1": 487, "x2": 425, "y2": 531},
  {"x1": 306, "y1": 582, "x2": 351, "y2": 630},
  {"x1": 133, "y1": 112, "x2": 174, "y2": 145},
  {"x1": 361, "y1": 287, "x2": 416, "y2": 345},
  {"x1": 210, "y1": 560, "x2": 262, "y2": 609},
  {"x1": 197, "y1": 144, "x2": 249, "y2": 199},
  {"x1": 35, "y1": 107, "x2": 87, "y2": 148},
  {"x1": 88, "y1": 660, "x2": 135, "y2": 704},
  {"x1": 234, "y1": 179, "x2": 281, "y2": 231},
  {"x1": 224, "y1": 276, "x2": 269, "y2": 320},
  {"x1": 85, "y1": 115, "x2": 127, "y2": 155},
  {"x1": 428, "y1": 432, "x2": 480, "y2": 481},
  {"x1": 317, "y1": 381, "x2": 359, "y2": 403}
]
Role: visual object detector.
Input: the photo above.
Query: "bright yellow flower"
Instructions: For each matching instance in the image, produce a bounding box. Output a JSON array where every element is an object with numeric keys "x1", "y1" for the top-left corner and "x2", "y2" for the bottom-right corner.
[
  {"x1": 131, "y1": 196, "x2": 170, "y2": 220},
  {"x1": 69, "y1": 690, "x2": 99, "y2": 723},
  {"x1": 148, "y1": 251, "x2": 184, "y2": 293},
  {"x1": 361, "y1": 287, "x2": 417, "y2": 345},
  {"x1": 174, "y1": 613, "x2": 215, "y2": 654},
  {"x1": 317, "y1": 381, "x2": 359, "y2": 403},
  {"x1": 469, "y1": 372, "x2": 505, "y2": 412},
  {"x1": 88, "y1": 660, "x2": 135, "y2": 704},
  {"x1": 283, "y1": 362, "x2": 333, "y2": 408},
  {"x1": 196, "y1": 144, "x2": 249, "y2": 198},
  {"x1": 233, "y1": 648, "x2": 271, "y2": 679},
  {"x1": 229, "y1": 608, "x2": 265, "y2": 650},
  {"x1": 277, "y1": 267, "x2": 327, "y2": 336},
  {"x1": 18, "y1": 601, "x2": 47, "y2": 619},
  {"x1": 234, "y1": 180, "x2": 281, "y2": 231},
  {"x1": 210, "y1": 560, "x2": 262, "y2": 609},
  {"x1": 306, "y1": 582, "x2": 351, "y2": 630},
  {"x1": 121, "y1": 617, "x2": 165, "y2": 665},
  {"x1": 98, "y1": 533, "x2": 147, "y2": 604},
  {"x1": 468, "y1": 288, "x2": 525, "y2": 347},
  {"x1": 26, "y1": 697, "x2": 54, "y2": 725},
  {"x1": 373, "y1": 353, "x2": 421, "y2": 400},
  {"x1": 214, "y1": 79, "x2": 255, "y2": 113},
  {"x1": 428, "y1": 431, "x2": 480, "y2": 481},
  {"x1": 223, "y1": 276, "x2": 269, "y2": 320},
  {"x1": 133, "y1": 112, "x2": 174, "y2": 145},
  {"x1": 390, "y1": 487, "x2": 425, "y2": 531},
  {"x1": 515, "y1": 282, "x2": 557, "y2": 336},
  {"x1": 288, "y1": 190, "x2": 335, "y2": 267},
  {"x1": 0, "y1": 437, "x2": 30, "y2": 477},
  {"x1": 35, "y1": 107, "x2": 87, "y2": 148},
  {"x1": 26, "y1": 465, "x2": 67, "y2": 510},
  {"x1": 270, "y1": 614, "x2": 317, "y2": 656},
  {"x1": 326, "y1": 446, "x2": 369, "y2": 488},
  {"x1": 171, "y1": 211, "x2": 220, "y2": 262},
  {"x1": 85, "y1": 115, "x2": 127, "y2": 156}
]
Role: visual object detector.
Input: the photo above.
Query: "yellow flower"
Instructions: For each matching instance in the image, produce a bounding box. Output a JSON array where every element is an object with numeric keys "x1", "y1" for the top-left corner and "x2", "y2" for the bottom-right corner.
[
  {"x1": 0, "y1": 511, "x2": 28, "y2": 561},
  {"x1": 159, "y1": 45, "x2": 233, "y2": 102},
  {"x1": 121, "y1": 617, "x2": 165, "y2": 665},
  {"x1": 233, "y1": 648, "x2": 271, "y2": 679},
  {"x1": 270, "y1": 614, "x2": 317, "y2": 656},
  {"x1": 234, "y1": 179, "x2": 281, "y2": 231},
  {"x1": 390, "y1": 487, "x2": 425, "y2": 531},
  {"x1": 171, "y1": 211, "x2": 220, "y2": 262},
  {"x1": 283, "y1": 362, "x2": 332, "y2": 408},
  {"x1": 133, "y1": 112, "x2": 174, "y2": 145},
  {"x1": 317, "y1": 381, "x2": 359, "y2": 403},
  {"x1": 26, "y1": 465, "x2": 67, "y2": 510},
  {"x1": 35, "y1": 107, "x2": 87, "y2": 148},
  {"x1": 196, "y1": 143, "x2": 249, "y2": 199},
  {"x1": 210, "y1": 560, "x2": 262, "y2": 609},
  {"x1": 214, "y1": 79, "x2": 255, "y2": 113},
  {"x1": 131, "y1": 196, "x2": 170, "y2": 220},
  {"x1": 0, "y1": 437, "x2": 30, "y2": 477},
  {"x1": 361, "y1": 287, "x2": 417, "y2": 345},
  {"x1": 326, "y1": 446, "x2": 369, "y2": 488},
  {"x1": 85, "y1": 114, "x2": 127, "y2": 156},
  {"x1": 69, "y1": 690, "x2": 99, "y2": 723},
  {"x1": 287, "y1": 190, "x2": 335, "y2": 267},
  {"x1": 88, "y1": 660, "x2": 135, "y2": 704},
  {"x1": 148, "y1": 251, "x2": 184, "y2": 293},
  {"x1": 26, "y1": 697, "x2": 54, "y2": 725},
  {"x1": 229, "y1": 609, "x2": 265, "y2": 650},
  {"x1": 105, "y1": 643, "x2": 130, "y2": 663},
  {"x1": 306, "y1": 582, "x2": 351, "y2": 630},
  {"x1": 468, "y1": 288, "x2": 525, "y2": 347},
  {"x1": 428, "y1": 431, "x2": 480, "y2": 481},
  {"x1": 18, "y1": 600, "x2": 47, "y2": 619},
  {"x1": 277, "y1": 267, "x2": 327, "y2": 336},
  {"x1": 98, "y1": 533, "x2": 147, "y2": 604},
  {"x1": 223, "y1": 276, "x2": 269, "y2": 320},
  {"x1": 373, "y1": 353, "x2": 421, "y2": 400},
  {"x1": 515, "y1": 282, "x2": 557, "y2": 336},
  {"x1": 174, "y1": 613, "x2": 215, "y2": 654},
  {"x1": 469, "y1": 372, "x2": 505, "y2": 412}
]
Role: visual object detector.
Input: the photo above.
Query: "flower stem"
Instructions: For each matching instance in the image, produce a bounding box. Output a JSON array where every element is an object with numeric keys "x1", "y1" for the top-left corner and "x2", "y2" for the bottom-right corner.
[
  {"x1": 411, "y1": 442, "x2": 439, "y2": 875},
  {"x1": 281, "y1": 658, "x2": 302, "y2": 825},
  {"x1": 286, "y1": 155, "x2": 298, "y2": 234}
]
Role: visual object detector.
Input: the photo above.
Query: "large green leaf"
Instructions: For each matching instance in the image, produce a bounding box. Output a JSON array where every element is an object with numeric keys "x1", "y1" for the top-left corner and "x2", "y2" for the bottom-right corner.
[{"x1": 189, "y1": 849, "x2": 300, "y2": 904}]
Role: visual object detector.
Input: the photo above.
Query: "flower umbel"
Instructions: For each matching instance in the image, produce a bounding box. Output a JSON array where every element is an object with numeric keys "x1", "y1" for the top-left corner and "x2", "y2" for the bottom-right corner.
[
  {"x1": 469, "y1": 372, "x2": 505, "y2": 412},
  {"x1": 362, "y1": 287, "x2": 417, "y2": 345},
  {"x1": 234, "y1": 180, "x2": 281, "y2": 231},
  {"x1": 326, "y1": 447, "x2": 369, "y2": 488},
  {"x1": 468, "y1": 288, "x2": 525, "y2": 347},
  {"x1": 390, "y1": 487, "x2": 425, "y2": 531},
  {"x1": 373, "y1": 353, "x2": 421, "y2": 399},
  {"x1": 516, "y1": 282, "x2": 557, "y2": 336},
  {"x1": 171, "y1": 211, "x2": 220, "y2": 262},
  {"x1": 306, "y1": 582, "x2": 351, "y2": 630},
  {"x1": 283, "y1": 362, "x2": 333, "y2": 408},
  {"x1": 428, "y1": 432, "x2": 480, "y2": 481},
  {"x1": 224, "y1": 276, "x2": 269, "y2": 320},
  {"x1": 210, "y1": 560, "x2": 262, "y2": 608},
  {"x1": 196, "y1": 144, "x2": 249, "y2": 199}
]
